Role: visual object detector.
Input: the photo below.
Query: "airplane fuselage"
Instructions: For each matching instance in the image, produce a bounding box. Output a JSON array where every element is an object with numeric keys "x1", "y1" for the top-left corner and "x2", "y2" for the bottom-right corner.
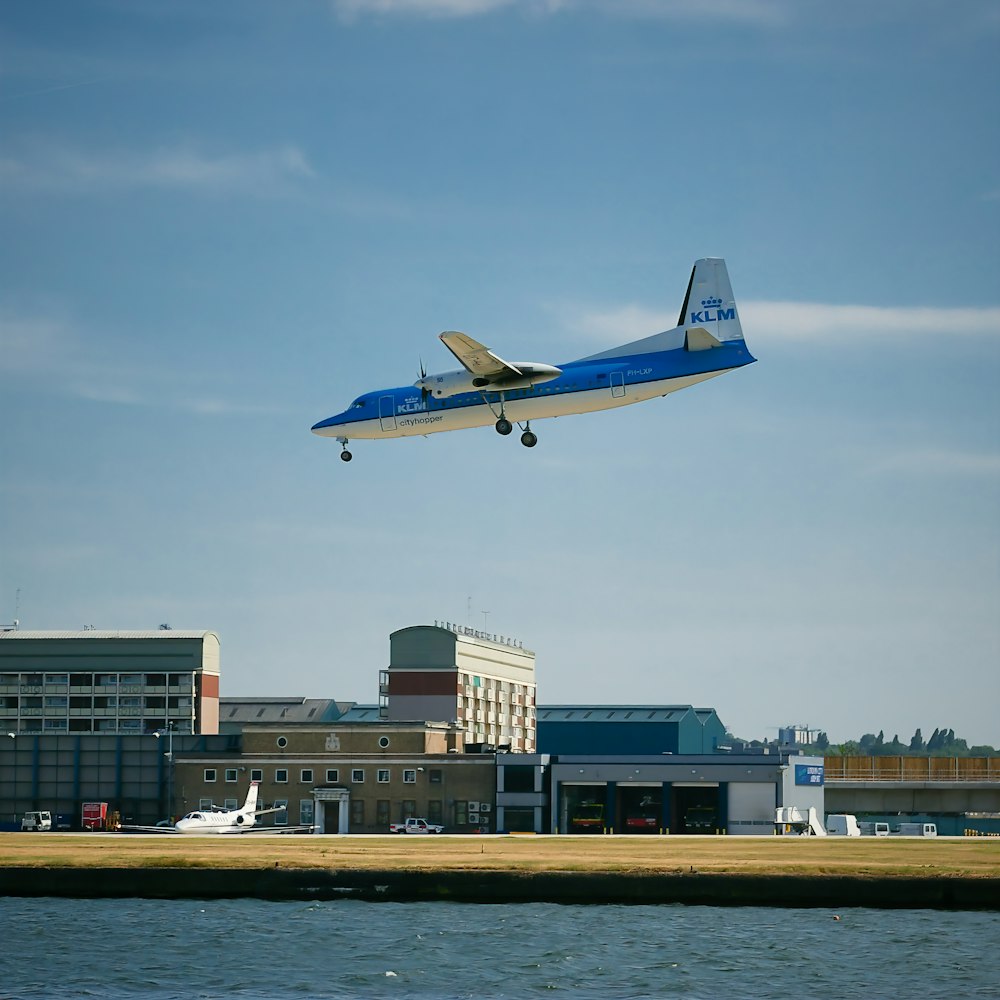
[
  {"x1": 174, "y1": 810, "x2": 257, "y2": 834},
  {"x1": 312, "y1": 334, "x2": 754, "y2": 442}
]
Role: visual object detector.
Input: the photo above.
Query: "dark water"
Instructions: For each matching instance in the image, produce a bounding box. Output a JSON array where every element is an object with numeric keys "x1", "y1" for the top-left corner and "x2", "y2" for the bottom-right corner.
[{"x1": 0, "y1": 898, "x2": 998, "y2": 999}]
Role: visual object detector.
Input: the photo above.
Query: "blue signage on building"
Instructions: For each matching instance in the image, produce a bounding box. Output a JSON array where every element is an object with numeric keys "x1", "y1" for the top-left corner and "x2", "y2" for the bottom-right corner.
[{"x1": 795, "y1": 763, "x2": 824, "y2": 786}]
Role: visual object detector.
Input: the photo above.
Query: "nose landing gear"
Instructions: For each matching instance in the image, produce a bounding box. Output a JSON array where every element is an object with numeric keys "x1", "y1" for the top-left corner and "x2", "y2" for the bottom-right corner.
[{"x1": 337, "y1": 437, "x2": 353, "y2": 462}]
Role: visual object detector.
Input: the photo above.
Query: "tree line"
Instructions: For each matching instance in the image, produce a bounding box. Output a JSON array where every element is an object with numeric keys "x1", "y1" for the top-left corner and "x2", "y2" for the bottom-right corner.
[{"x1": 803, "y1": 727, "x2": 997, "y2": 757}]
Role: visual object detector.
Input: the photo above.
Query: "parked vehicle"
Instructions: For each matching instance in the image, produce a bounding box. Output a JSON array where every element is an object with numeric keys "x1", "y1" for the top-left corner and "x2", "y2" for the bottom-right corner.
[
  {"x1": 899, "y1": 822, "x2": 937, "y2": 837},
  {"x1": 826, "y1": 814, "x2": 861, "y2": 837},
  {"x1": 82, "y1": 802, "x2": 109, "y2": 831},
  {"x1": 389, "y1": 817, "x2": 444, "y2": 834},
  {"x1": 21, "y1": 811, "x2": 52, "y2": 831},
  {"x1": 625, "y1": 814, "x2": 658, "y2": 832},
  {"x1": 569, "y1": 802, "x2": 604, "y2": 833}
]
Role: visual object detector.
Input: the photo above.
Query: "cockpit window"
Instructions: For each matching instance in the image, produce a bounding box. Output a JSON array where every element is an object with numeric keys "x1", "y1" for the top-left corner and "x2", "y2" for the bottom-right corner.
[{"x1": 351, "y1": 400, "x2": 365, "y2": 409}]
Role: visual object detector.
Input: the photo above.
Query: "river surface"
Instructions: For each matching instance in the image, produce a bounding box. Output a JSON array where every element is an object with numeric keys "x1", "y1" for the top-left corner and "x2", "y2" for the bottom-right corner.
[{"x1": 0, "y1": 898, "x2": 998, "y2": 999}]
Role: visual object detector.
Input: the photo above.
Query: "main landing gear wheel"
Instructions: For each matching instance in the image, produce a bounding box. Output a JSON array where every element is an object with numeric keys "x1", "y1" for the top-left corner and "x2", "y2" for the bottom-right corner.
[
  {"x1": 495, "y1": 418, "x2": 513, "y2": 436},
  {"x1": 520, "y1": 430, "x2": 537, "y2": 448}
]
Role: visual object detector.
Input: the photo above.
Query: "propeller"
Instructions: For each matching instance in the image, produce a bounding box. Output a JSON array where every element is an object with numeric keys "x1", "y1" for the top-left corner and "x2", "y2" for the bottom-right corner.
[{"x1": 418, "y1": 358, "x2": 431, "y2": 403}]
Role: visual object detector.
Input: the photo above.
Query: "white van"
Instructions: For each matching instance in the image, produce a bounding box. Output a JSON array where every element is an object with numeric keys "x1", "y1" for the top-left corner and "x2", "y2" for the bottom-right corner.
[
  {"x1": 899, "y1": 822, "x2": 937, "y2": 837},
  {"x1": 21, "y1": 811, "x2": 52, "y2": 831},
  {"x1": 826, "y1": 814, "x2": 861, "y2": 836}
]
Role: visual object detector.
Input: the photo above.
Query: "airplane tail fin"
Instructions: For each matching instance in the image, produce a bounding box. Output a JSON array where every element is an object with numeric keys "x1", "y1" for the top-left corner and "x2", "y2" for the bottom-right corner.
[
  {"x1": 242, "y1": 782, "x2": 260, "y2": 814},
  {"x1": 678, "y1": 257, "x2": 744, "y2": 345},
  {"x1": 575, "y1": 257, "x2": 747, "y2": 364}
]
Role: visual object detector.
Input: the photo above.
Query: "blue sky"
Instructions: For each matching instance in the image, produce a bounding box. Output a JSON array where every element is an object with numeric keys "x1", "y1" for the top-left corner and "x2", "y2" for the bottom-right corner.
[{"x1": 2, "y1": 0, "x2": 998, "y2": 746}]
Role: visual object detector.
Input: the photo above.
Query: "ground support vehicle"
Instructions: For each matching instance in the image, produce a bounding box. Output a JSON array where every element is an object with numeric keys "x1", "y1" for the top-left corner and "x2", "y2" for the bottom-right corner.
[
  {"x1": 21, "y1": 811, "x2": 52, "y2": 831},
  {"x1": 389, "y1": 817, "x2": 444, "y2": 834}
]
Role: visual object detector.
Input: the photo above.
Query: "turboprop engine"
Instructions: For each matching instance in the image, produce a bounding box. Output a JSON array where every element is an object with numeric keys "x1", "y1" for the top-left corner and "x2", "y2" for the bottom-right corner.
[{"x1": 415, "y1": 363, "x2": 562, "y2": 398}]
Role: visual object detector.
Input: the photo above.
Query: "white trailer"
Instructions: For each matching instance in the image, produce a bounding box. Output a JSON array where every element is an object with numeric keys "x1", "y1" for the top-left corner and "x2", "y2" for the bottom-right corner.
[{"x1": 826, "y1": 813, "x2": 861, "y2": 836}]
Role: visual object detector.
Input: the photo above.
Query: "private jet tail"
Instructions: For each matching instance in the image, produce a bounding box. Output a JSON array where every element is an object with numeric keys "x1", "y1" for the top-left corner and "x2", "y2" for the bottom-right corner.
[
  {"x1": 578, "y1": 257, "x2": 747, "y2": 363},
  {"x1": 242, "y1": 782, "x2": 260, "y2": 815}
]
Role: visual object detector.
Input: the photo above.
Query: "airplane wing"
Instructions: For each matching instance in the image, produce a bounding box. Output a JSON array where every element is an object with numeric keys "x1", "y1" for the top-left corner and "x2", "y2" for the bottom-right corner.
[
  {"x1": 440, "y1": 331, "x2": 522, "y2": 379},
  {"x1": 118, "y1": 825, "x2": 182, "y2": 834},
  {"x1": 237, "y1": 825, "x2": 315, "y2": 835}
]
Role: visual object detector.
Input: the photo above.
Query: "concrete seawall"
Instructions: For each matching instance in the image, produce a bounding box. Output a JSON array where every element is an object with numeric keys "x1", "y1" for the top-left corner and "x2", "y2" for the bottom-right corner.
[{"x1": 2, "y1": 867, "x2": 997, "y2": 909}]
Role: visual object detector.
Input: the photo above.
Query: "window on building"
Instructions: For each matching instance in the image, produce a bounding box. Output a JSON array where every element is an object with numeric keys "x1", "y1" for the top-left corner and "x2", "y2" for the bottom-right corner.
[
  {"x1": 204, "y1": 769, "x2": 217, "y2": 782},
  {"x1": 401, "y1": 800, "x2": 416, "y2": 820},
  {"x1": 377, "y1": 769, "x2": 390, "y2": 783},
  {"x1": 300, "y1": 769, "x2": 313, "y2": 783},
  {"x1": 350, "y1": 799, "x2": 365, "y2": 827},
  {"x1": 275, "y1": 769, "x2": 288, "y2": 783},
  {"x1": 376, "y1": 800, "x2": 390, "y2": 827},
  {"x1": 225, "y1": 768, "x2": 238, "y2": 783},
  {"x1": 429, "y1": 769, "x2": 443, "y2": 784},
  {"x1": 503, "y1": 765, "x2": 535, "y2": 794},
  {"x1": 273, "y1": 799, "x2": 288, "y2": 826},
  {"x1": 427, "y1": 800, "x2": 443, "y2": 825},
  {"x1": 326, "y1": 769, "x2": 339, "y2": 783},
  {"x1": 403, "y1": 769, "x2": 416, "y2": 784},
  {"x1": 300, "y1": 800, "x2": 314, "y2": 826},
  {"x1": 250, "y1": 769, "x2": 262, "y2": 782},
  {"x1": 224, "y1": 798, "x2": 237, "y2": 810},
  {"x1": 456, "y1": 801, "x2": 468, "y2": 826},
  {"x1": 199, "y1": 798, "x2": 214, "y2": 810},
  {"x1": 352, "y1": 769, "x2": 364, "y2": 783}
]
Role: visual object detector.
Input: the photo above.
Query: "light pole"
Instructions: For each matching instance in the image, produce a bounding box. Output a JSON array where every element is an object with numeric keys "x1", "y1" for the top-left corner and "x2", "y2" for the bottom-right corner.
[
  {"x1": 153, "y1": 722, "x2": 174, "y2": 822},
  {"x1": 5, "y1": 733, "x2": 14, "y2": 825}
]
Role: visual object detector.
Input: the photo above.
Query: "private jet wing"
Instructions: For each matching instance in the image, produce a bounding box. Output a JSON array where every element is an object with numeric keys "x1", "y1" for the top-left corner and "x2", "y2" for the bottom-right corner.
[
  {"x1": 119, "y1": 824, "x2": 183, "y2": 834},
  {"x1": 439, "y1": 331, "x2": 523, "y2": 380}
]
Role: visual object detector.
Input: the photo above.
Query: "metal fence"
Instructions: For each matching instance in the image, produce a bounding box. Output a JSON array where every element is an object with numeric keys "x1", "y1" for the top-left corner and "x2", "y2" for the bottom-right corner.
[{"x1": 823, "y1": 756, "x2": 1000, "y2": 782}]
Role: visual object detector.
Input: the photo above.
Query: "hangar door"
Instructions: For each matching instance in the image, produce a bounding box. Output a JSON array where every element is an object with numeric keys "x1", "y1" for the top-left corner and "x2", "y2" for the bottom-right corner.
[
  {"x1": 727, "y1": 782, "x2": 775, "y2": 836},
  {"x1": 671, "y1": 783, "x2": 720, "y2": 834}
]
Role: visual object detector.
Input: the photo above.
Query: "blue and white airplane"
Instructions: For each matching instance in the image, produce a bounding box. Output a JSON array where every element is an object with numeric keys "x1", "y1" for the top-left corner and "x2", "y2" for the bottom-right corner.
[{"x1": 312, "y1": 257, "x2": 755, "y2": 461}]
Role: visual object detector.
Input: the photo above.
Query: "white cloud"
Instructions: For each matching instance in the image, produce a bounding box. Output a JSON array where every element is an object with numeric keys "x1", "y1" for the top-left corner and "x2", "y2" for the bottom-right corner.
[
  {"x1": 0, "y1": 309, "x2": 279, "y2": 415},
  {"x1": 742, "y1": 301, "x2": 1000, "y2": 341},
  {"x1": 0, "y1": 143, "x2": 315, "y2": 197},
  {"x1": 334, "y1": 0, "x2": 519, "y2": 17},
  {"x1": 332, "y1": 0, "x2": 784, "y2": 22},
  {"x1": 556, "y1": 300, "x2": 1000, "y2": 346},
  {"x1": 870, "y1": 448, "x2": 1000, "y2": 478}
]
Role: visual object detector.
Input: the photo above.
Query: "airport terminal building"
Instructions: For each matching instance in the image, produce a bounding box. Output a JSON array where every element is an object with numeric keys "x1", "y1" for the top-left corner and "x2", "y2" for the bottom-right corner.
[{"x1": 18, "y1": 623, "x2": 998, "y2": 834}]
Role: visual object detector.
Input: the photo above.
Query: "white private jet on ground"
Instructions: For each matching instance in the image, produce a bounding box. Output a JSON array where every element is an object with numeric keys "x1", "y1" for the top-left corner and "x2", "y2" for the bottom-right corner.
[
  {"x1": 312, "y1": 257, "x2": 755, "y2": 461},
  {"x1": 121, "y1": 782, "x2": 311, "y2": 834}
]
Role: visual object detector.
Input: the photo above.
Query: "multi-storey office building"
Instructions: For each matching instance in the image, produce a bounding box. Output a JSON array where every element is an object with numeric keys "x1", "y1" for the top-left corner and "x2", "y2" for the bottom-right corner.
[
  {"x1": 0, "y1": 631, "x2": 221, "y2": 736},
  {"x1": 382, "y1": 624, "x2": 536, "y2": 751}
]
